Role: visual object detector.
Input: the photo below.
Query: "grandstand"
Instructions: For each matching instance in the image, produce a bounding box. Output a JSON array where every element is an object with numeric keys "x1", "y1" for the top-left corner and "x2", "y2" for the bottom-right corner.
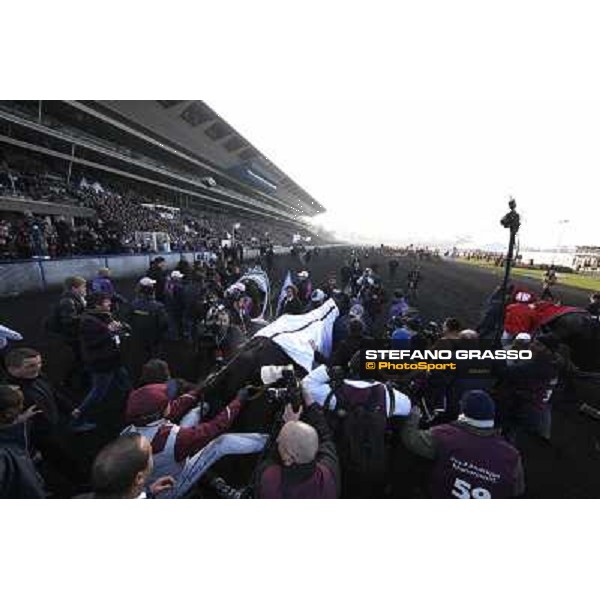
[{"x1": 0, "y1": 100, "x2": 333, "y2": 260}]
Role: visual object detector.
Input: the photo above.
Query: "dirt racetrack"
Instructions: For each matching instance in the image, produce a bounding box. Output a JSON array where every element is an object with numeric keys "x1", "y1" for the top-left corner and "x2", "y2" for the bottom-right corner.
[{"x1": 1, "y1": 247, "x2": 599, "y2": 498}]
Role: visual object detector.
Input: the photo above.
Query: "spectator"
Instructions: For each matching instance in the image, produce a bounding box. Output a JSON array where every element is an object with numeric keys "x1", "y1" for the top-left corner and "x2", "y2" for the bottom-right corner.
[
  {"x1": 147, "y1": 257, "x2": 167, "y2": 302},
  {"x1": 441, "y1": 317, "x2": 462, "y2": 340},
  {"x1": 164, "y1": 270, "x2": 186, "y2": 340},
  {"x1": 280, "y1": 284, "x2": 303, "y2": 316},
  {"x1": 0, "y1": 385, "x2": 46, "y2": 498},
  {"x1": 388, "y1": 289, "x2": 409, "y2": 321},
  {"x1": 402, "y1": 390, "x2": 525, "y2": 498},
  {"x1": 295, "y1": 271, "x2": 312, "y2": 305},
  {"x1": 71, "y1": 293, "x2": 130, "y2": 432},
  {"x1": 88, "y1": 268, "x2": 127, "y2": 307},
  {"x1": 89, "y1": 433, "x2": 174, "y2": 499},
  {"x1": 2, "y1": 348, "x2": 74, "y2": 463},
  {"x1": 46, "y1": 275, "x2": 87, "y2": 390},
  {"x1": 330, "y1": 318, "x2": 373, "y2": 369},
  {"x1": 127, "y1": 277, "x2": 169, "y2": 368}
]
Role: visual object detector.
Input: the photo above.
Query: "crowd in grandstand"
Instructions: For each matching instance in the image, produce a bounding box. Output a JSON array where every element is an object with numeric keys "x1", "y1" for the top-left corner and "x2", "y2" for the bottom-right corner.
[
  {"x1": 2, "y1": 241, "x2": 598, "y2": 499},
  {"x1": 0, "y1": 149, "x2": 327, "y2": 260}
]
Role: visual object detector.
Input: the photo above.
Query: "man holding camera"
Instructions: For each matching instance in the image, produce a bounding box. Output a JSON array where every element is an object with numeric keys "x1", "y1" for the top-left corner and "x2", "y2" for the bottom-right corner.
[
  {"x1": 300, "y1": 364, "x2": 411, "y2": 497},
  {"x1": 256, "y1": 395, "x2": 340, "y2": 499}
]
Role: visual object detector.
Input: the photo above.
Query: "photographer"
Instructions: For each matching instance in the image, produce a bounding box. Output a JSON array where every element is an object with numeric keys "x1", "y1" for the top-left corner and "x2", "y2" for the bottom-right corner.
[
  {"x1": 199, "y1": 306, "x2": 245, "y2": 371},
  {"x1": 122, "y1": 383, "x2": 267, "y2": 498},
  {"x1": 256, "y1": 397, "x2": 340, "y2": 499},
  {"x1": 301, "y1": 363, "x2": 411, "y2": 497},
  {"x1": 71, "y1": 293, "x2": 131, "y2": 432}
]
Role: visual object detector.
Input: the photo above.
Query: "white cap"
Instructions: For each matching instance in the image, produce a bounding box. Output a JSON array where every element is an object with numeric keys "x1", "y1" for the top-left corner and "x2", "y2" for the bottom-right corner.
[
  {"x1": 297, "y1": 271, "x2": 309, "y2": 278},
  {"x1": 139, "y1": 277, "x2": 156, "y2": 287},
  {"x1": 515, "y1": 332, "x2": 532, "y2": 342},
  {"x1": 171, "y1": 271, "x2": 184, "y2": 279}
]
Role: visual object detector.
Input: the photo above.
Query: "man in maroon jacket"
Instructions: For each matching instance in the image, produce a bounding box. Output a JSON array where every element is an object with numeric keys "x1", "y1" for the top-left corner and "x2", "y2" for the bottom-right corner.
[
  {"x1": 402, "y1": 390, "x2": 525, "y2": 499},
  {"x1": 122, "y1": 383, "x2": 267, "y2": 498},
  {"x1": 256, "y1": 395, "x2": 340, "y2": 499}
]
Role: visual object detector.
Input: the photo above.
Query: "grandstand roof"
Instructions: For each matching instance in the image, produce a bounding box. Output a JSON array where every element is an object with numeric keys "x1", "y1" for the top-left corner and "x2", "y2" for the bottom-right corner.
[
  {"x1": 83, "y1": 101, "x2": 324, "y2": 217},
  {"x1": 0, "y1": 100, "x2": 324, "y2": 227}
]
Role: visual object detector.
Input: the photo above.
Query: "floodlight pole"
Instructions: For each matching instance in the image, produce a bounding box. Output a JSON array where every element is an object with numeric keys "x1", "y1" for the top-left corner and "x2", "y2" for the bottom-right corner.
[{"x1": 495, "y1": 197, "x2": 521, "y2": 345}]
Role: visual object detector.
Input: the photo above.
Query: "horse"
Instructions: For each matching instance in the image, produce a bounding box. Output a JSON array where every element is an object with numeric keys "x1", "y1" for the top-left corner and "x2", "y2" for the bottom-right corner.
[{"x1": 536, "y1": 309, "x2": 600, "y2": 372}]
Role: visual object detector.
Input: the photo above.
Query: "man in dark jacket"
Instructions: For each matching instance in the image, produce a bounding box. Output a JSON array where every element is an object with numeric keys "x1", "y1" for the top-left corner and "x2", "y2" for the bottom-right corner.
[
  {"x1": 330, "y1": 318, "x2": 373, "y2": 369},
  {"x1": 50, "y1": 276, "x2": 87, "y2": 343},
  {"x1": 48, "y1": 276, "x2": 87, "y2": 391},
  {"x1": 147, "y1": 257, "x2": 167, "y2": 303},
  {"x1": 128, "y1": 277, "x2": 169, "y2": 365},
  {"x1": 0, "y1": 385, "x2": 46, "y2": 498},
  {"x1": 256, "y1": 399, "x2": 340, "y2": 499},
  {"x1": 71, "y1": 293, "x2": 130, "y2": 432},
  {"x1": 2, "y1": 347, "x2": 82, "y2": 489},
  {"x1": 280, "y1": 284, "x2": 304, "y2": 316}
]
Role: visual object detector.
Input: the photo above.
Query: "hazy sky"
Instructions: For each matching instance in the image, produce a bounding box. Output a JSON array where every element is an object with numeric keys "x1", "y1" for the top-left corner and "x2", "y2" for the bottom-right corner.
[{"x1": 209, "y1": 3, "x2": 599, "y2": 249}]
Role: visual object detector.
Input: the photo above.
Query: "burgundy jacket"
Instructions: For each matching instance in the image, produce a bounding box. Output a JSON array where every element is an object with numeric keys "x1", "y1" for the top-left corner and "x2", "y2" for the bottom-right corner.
[
  {"x1": 256, "y1": 404, "x2": 340, "y2": 499},
  {"x1": 151, "y1": 392, "x2": 245, "y2": 463}
]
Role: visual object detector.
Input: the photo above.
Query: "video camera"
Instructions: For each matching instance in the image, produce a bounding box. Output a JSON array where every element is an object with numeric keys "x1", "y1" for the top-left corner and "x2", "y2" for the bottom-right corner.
[
  {"x1": 500, "y1": 198, "x2": 520, "y2": 232},
  {"x1": 260, "y1": 365, "x2": 303, "y2": 411}
]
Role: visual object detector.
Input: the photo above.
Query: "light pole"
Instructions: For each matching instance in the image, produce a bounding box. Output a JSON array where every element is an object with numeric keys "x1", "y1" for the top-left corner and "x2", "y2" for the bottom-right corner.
[{"x1": 495, "y1": 197, "x2": 521, "y2": 345}]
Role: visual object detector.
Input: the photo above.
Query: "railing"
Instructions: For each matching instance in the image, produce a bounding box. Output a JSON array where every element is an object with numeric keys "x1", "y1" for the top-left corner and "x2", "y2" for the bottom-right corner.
[
  {"x1": 0, "y1": 248, "x2": 263, "y2": 296},
  {"x1": 0, "y1": 244, "x2": 345, "y2": 296}
]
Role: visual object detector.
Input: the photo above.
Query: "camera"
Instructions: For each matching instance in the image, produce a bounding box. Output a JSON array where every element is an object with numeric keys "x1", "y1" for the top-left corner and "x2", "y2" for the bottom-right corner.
[
  {"x1": 261, "y1": 365, "x2": 302, "y2": 411},
  {"x1": 500, "y1": 198, "x2": 520, "y2": 231}
]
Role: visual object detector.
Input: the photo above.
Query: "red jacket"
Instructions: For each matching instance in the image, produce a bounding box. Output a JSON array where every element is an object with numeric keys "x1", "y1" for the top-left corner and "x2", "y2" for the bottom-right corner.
[
  {"x1": 151, "y1": 392, "x2": 245, "y2": 463},
  {"x1": 504, "y1": 302, "x2": 536, "y2": 335}
]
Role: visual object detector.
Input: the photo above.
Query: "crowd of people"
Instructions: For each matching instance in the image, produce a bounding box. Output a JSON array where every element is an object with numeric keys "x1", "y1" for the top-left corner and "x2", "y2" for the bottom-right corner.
[
  {"x1": 0, "y1": 150, "x2": 330, "y2": 260},
  {"x1": 2, "y1": 243, "x2": 597, "y2": 499}
]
